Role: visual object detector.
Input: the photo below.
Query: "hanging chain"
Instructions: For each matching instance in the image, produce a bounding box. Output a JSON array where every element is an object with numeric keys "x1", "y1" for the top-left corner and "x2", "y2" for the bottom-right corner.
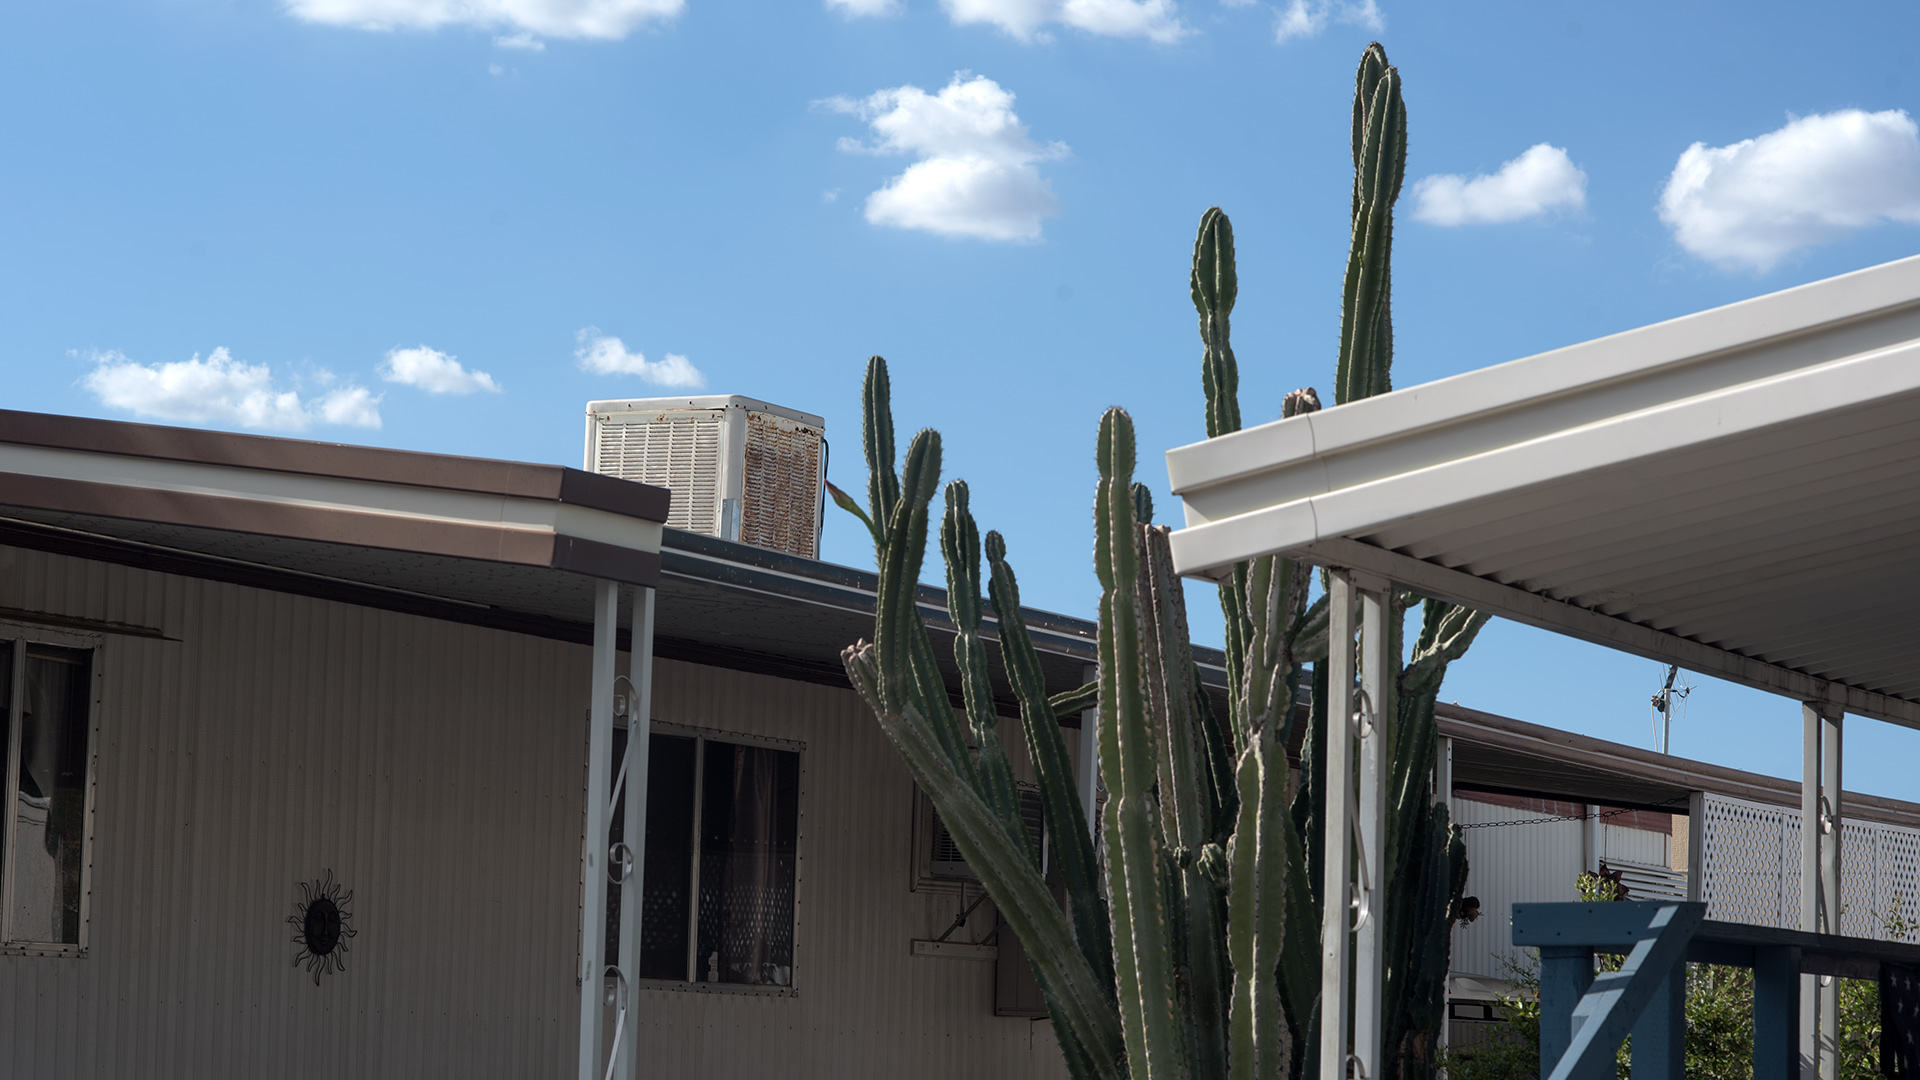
[{"x1": 1458, "y1": 794, "x2": 1691, "y2": 830}]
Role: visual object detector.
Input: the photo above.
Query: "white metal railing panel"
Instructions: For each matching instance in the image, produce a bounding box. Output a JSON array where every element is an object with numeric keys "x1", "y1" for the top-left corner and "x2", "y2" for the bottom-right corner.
[
  {"x1": 1698, "y1": 793, "x2": 1920, "y2": 939},
  {"x1": 1697, "y1": 793, "x2": 1796, "y2": 928}
]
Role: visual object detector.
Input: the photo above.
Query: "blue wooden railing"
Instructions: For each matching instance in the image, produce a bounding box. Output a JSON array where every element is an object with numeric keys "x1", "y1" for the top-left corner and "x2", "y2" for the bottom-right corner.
[{"x1": 1513, "y1": 901, "x2": 1920, "y2": 1080}]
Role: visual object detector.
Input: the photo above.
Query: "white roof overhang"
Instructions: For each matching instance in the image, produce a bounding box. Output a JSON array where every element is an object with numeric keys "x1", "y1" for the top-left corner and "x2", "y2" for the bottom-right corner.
[
  {"x1": 1165, "y1": 255, "x2": 1920, "y2": 728},
  {"x1": 0, "y1": 410, "x2": 668, "y2": 626}
]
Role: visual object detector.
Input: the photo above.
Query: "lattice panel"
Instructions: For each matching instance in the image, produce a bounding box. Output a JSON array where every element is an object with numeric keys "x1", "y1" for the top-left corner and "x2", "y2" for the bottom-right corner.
[
  {"x1": 1875, "y1": 827, "x2": 1920, "y2": 936},
  {"x1": 594, "y1": 412, "x2": 723, "y2": 534},
  {"x1": 1699, "y1": 793, "x2": 1920, "y2": 940},
  {"x1": 1698, "y1": 794, "x2": 1795, "y2": 928}
]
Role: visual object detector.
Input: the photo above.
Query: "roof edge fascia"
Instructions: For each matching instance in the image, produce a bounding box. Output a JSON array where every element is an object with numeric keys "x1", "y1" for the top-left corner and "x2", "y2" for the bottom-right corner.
[{"x1": 1167, "y1": 253, "x2": 1920, "y2": 513}]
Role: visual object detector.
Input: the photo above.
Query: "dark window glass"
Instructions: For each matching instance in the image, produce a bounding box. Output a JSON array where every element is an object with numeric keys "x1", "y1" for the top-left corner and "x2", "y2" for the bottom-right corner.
[
  {"x1": 695, "y1": 742, "x2": 799, "y2": 987},
  {"x1": 637, "y1": 734, "x2": 695, "y2": 978},
  {"x1": 605, "y1": 731, "x2": 701, "y2": 978},
  {"x1": 11, "y1": 645, "x2": 92, "y2": 944}
]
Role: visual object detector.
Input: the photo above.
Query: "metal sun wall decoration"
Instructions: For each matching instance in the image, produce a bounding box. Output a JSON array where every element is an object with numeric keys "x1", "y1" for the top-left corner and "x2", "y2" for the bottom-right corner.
[{"x1": 289, "y1": 870, "x2": 357, "y2": 985}]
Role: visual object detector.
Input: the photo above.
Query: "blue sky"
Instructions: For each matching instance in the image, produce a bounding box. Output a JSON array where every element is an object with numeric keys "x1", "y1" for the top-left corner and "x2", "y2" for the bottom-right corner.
[{"x1": 8, "y1": 0, "x2": 1920, "y2": 795}]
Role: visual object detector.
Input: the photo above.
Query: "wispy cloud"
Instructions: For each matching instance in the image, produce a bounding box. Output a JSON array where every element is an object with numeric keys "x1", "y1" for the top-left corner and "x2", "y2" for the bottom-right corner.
[
  {"x1": 575, "y1": 329, "x2": 706, "y2": 389},
  {"x1": 493, "y1": 31, "x2": 546, "y2": 49},
  {"x1": 1411, "y1": 144, "x2": 1587, "y2": 226},
  {"x1": 1659, "y1": 109, "x2": 1920, "y2": 271},
  {"x1": 380, "y1": 345, "x2": 502, "y2": 394},
  {"x1": 285, "y1": 0, "x2": 682, "y2": 40},
  {"x1": 82, "y1": 347, "x2": 382, "y2": 431},
  {"x1": 872, "y1": 0, "x2": 1190, "y2": 44},
  {"x1": 825, "y1": 0, "x2": 901, "y2": 15},
  {"x1": 1273, "y1": 0, "x2": 1381, "y2": 43},
  {"x1": 826, "y1": 73, "x2": 1067, "y2": 242}
]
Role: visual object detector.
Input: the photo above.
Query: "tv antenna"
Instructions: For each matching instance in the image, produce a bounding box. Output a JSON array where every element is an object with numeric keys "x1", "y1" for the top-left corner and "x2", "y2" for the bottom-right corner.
[{"x1": 1651, "y1": 664, "x2": 1692, "y2": 754}]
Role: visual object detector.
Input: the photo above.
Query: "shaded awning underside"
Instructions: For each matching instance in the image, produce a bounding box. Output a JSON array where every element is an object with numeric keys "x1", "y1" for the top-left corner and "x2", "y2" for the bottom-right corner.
[{"x1": 1167, "y1": 255, "x2": 1920, "y2": 727}]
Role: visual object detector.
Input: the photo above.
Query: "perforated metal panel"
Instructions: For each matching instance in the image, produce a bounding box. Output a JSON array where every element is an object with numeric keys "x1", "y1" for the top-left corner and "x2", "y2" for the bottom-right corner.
[
  {"x1": 593, "y1": 412, "x2": 723, "y2": 534},
  {"x1": 1697, "y1": 793, "x2": 1920, "y2": 938}
]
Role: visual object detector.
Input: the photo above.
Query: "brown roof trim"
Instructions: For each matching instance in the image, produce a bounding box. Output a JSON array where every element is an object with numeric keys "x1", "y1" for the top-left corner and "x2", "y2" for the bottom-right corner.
[
  {"x1": 1438, "y1": 702, "x2": 1920, "y2": 829},
  {"x1": 0, "y1": 520, "x2": 801, "y2": 681},
  {"x1": 0, "y1": 473, "x2": 659, "y2": 588},
  {"x1": 0, "y1": 409, "x2": 669, "y2": 523}
]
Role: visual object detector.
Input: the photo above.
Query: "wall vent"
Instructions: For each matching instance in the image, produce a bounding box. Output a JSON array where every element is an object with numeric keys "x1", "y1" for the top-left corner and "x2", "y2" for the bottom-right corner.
[{"x1": 585, "y1": 396, "x2": 825, "y2": 558}]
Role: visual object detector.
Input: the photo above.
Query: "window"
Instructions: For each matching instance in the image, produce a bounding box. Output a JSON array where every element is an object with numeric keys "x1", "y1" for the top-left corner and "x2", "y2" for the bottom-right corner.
[
  {"x1": 1, "y1": 639, "x2": 97, "y2": 953},
  {"x1": 928, "y1": 786, "x2": 1045, "y2": 881},
  {"x1": 607, "y1": 728, "x2": 801, "y2": 989}
]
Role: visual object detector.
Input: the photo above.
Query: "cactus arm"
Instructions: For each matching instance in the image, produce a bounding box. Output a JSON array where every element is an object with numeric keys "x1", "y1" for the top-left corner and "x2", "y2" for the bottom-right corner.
[
  {"x1": 1194, "y1": 207, "x2": 1242, "y2": 440},
  {"x1": 942, "y1": 481, "x2": 1027, "y2": 850},
  {"x1": 1334, "y1": 50, "x2": 1405, "y2": 406},
  {"x1": 985, "y1": 530, "x2": 1117, "y2": 996},
  {"x1": 1189, "y1": 673, "x2": 1238, "y2": 844},
  {"x1": 844, "y1": 652, "x2": 1127, "y2": 1079},
  {"x1": 862, "y1": 356, "x2": 901, "y2": 537},
  {"x1": 1141, "y1": 525, "x2": 1229, "y2": 1076},
  {"x1": 1049, "y1": 681, "x2": 1100, "y2": 718},
  {"x1": 1096, "y1": 408, "x2": 1187, "y2": 1080},
  {"x1": 1131, "y1": 482, "x2": 1156, "y2": 525}
]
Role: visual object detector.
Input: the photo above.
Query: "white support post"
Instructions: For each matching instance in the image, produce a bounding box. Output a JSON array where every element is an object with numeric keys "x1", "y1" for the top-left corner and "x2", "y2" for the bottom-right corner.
[
  {"x1": 1319, "y1": 571, "x2": 1358, "y2": 1080},
  {"x1": 1820, "y1": 709, "x2": 1844, "y2": 1080},
  {"x1": 1799, "y1": 702, "x2": 1822, "y2": 1080},
  {"x1": 610, "y1": 586, "x2": 656, "y2": 1080},
  {"x1": 1436, "y1": 735, "x2": 1453, "y2": 1062},
  {"x1": 1353, "y1": 576, "x2": 1390, "y2": 1080},
  {"x1": 1583, "y1": 804, "x2": 1601, "y2": 875},
  {"x1": 1078, "y1": 662, "x2": 1101, "y2": 842},
  {"x1": 579, "y1": 580, "x2": 620, "y2": 1080},
  {"x1": 1685, "y1": 791, "x2": 1705, "y2": 903}
]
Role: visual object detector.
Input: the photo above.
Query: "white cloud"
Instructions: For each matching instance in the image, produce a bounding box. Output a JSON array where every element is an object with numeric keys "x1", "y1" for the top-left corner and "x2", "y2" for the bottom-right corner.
[
  {"x1": 380, "y1": 345, "x2": 502, "y2": 394},
  {"x1": 826, "y1": 0, "x2": 901, "y2": 15},
  {"x1": 940, "y1": 0, "x2": 1188, "y2": 44},
  {"x1": 1411, "y1": 144, "x2": 1588, "y2": 226},
  {"x1": 284, "y1": 0, "x2": 683, "y2": 40},
  {"x1": 1658, "y1": 109, "x2": 1920, "y2": 271},
  {"x1": 575, "y1": 329, "x2": 707, "y2": 389},
  {"x1": 828, "y1": 73, "x2": 1067, "y2": 242},
  {"x1": 82, "y1": 348, "x2": 382, "y2": 431},
  {"x1": 493, "y1": 31, "x2": 545, "y2": 49},
  {"x1": 1273, "y1": 0, "x2": 1380, "y2": 43}
]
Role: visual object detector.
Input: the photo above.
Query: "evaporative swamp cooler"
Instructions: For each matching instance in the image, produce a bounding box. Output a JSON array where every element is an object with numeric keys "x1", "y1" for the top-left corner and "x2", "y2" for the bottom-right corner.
[{"x1": 584, "y1": 396, "x2": 827, "y2": 558}]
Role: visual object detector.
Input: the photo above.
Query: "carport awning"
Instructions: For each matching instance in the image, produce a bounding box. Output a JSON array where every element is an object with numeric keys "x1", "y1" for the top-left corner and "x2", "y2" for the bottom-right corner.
[
  {"x1": 0, "y1": 410, "x2": 668, "y2": 626},
  {"x1": 1165, "y1": 254, "x2": 1920, "y2": 728}
]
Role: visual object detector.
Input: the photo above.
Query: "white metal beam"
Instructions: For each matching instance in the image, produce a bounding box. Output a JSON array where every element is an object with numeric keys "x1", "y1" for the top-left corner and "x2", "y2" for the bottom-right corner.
[
  {"x1": 1800, "y1": 705, "x2": 1821, "y2": 1080},
  {"x1": 1820, "y1": 710, "x2": 1843, "y2": 1080},
  {"x1": 1353, "y1": 578, "x2": 1389, "y2": 1080},
  {"x1": 579, "y1": 580, "x2": 619, "y2": 1080},
  {"x1": 1291, "y1": 537, "x2": 1920, "y2": 729},
  {"x1": 1320, "y1": 572, "x2": 1357, "y2": 1080},
  {"x1": 611, "y1": 586, "x2": 656, "y2": 1080}
]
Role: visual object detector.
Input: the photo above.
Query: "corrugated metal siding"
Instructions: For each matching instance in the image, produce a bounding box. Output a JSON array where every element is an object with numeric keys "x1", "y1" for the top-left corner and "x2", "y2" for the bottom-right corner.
[
  {"x1": 628, "y1": 660, "x2": 1067, "y2": 1079},
  {"x1": 1449, "y1": 797, "x2": 1584, "y2": 981},
  {"x1": 1599, "y1": 822, "x2": 1668, "y2": 868},
  {"x1": 0, "y1": 545, "x2": 1069, "y2": 1079},
  {"x1": 0, "y1": 545, "x2": 588, "y2": 1079}
]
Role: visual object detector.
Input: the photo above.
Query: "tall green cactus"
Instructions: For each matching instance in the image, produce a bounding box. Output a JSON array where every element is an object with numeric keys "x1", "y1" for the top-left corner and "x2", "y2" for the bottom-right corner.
[
  {"x1": 1196, "y1": 41, "x2": 1490, "y2": 1080},
  {"x1": 835, "y1": 39, "x2": 1486, "y2": 1080}
]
